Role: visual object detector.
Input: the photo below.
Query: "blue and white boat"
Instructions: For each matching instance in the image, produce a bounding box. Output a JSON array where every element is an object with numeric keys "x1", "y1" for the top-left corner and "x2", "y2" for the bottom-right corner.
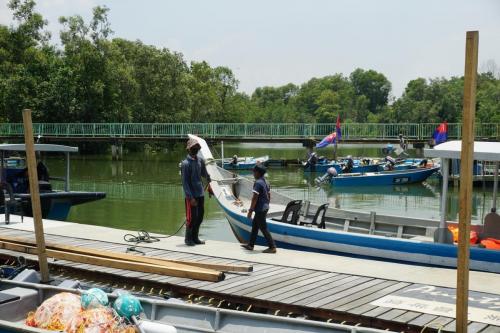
[
  {"x1": 191, "y1": 134, "x2": 500, "y2": 274},
  {"x1": 223, "y1": 156, "x2": 269, "y2": 170},
  {"x1": 0, "y1": 144, "x2": 105, "y2": 221},
  {"x1": 328, "y1": 167, "x2": 439, "y2": 186}
]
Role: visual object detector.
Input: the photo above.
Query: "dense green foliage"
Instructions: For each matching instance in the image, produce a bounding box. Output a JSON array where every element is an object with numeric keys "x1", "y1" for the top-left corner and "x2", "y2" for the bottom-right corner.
[{"x1": 1, "y1": 1, "x2": 499, "y2": 124}]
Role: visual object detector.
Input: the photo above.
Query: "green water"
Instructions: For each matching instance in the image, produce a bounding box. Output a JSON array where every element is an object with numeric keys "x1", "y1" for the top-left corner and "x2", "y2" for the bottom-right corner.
[{"x1": 45, "y1": 143, "x2": 497, "y2": 243}]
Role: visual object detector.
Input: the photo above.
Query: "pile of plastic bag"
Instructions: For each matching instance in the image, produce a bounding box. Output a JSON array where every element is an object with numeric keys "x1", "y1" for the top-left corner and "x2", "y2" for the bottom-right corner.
[{"x1": 26, "y1": 289, "x2": 137, "y2": 333}]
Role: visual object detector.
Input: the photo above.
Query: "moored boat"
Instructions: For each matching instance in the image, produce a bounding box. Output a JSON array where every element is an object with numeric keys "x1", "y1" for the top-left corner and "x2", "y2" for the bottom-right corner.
[
  {"x1": 0, "y1": 278, "x2": 391, "y2": 333},
  {"x1": 328, "y1": 167, "x2": 439, "y2": 186},
  {"x1": 191, "y1": 134, "x2": 500, "y2": 273},
  {"x1": 0, "y1": 144, "x2": 105, "y2": 221},
  {"x1": 223, "y1": 155, "x2": 269, "y2": 170}
]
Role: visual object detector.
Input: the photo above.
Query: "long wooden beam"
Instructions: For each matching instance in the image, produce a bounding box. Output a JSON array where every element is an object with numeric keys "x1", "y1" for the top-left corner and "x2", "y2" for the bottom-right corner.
[
  {"x1": 22, "y1": 109, "x2": 49, "y2": 283},
  {"x1": 0, "y1": 235, "x2": 251, "y2": 273},
  {"x1": 0, "y1": 241, "x2": 224, "y2": 282},
  {"x1": 456, "y1": 30, "x2": 479, "y2": 333}
]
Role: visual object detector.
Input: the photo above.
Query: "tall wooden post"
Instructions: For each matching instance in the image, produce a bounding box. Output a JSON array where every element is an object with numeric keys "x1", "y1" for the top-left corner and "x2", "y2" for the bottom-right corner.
[
  {"x1": 456, "y1": 31, "x2": 478, "y2": 332},
  {"x1": 22, "y1": 109, "x2": 50, "y2": 282}
]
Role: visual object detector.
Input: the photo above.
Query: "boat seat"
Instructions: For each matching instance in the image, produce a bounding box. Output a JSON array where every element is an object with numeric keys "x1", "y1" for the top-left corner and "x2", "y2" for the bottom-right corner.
[
  {"x1": 271, "y1": 200, "x2": 302, "y2": 225},
  {"x1": 299, "y1": 203, "x2": 329, "y2": 229},
  {"x1": 433, "y1": 228, "x2": 454, "y2": 244},
  {"x1": 481, "y1": 212, "x2": 500, "y2": 239}
]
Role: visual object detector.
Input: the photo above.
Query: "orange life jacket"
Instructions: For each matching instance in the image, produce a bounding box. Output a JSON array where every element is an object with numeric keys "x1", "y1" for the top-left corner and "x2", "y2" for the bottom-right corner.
[
  {"x1": 480, "y1": 238, "x2": 500, "y2": 250},
  {"x1": 447, "y1": 226, "x2": 479, "y2": 244}
]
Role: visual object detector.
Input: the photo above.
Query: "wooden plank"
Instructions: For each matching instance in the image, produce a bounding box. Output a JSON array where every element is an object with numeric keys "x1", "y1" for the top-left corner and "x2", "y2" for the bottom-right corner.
[
  {"x1": 292, "y1": 276, "x2": 371, "y2": 306},
  {"x1": 22, "y1": 109, "x2": 49, "y2": 283},
  {"x1": 204, "y1": 266, "x2": 294, "y2": 293},
  {"x1": 229, "y1": 269, "x2": 312, "y2": 296},
  {"x1": 361, "y1": 306, "x2": 392, "y2": 318},
  {"x1": 0, "y1": 235, "x2": 251, "y2": 272},
  {"x1": 376, "y1": 308, "x2": 407, "y2": 321},
  {"x1": 276, "y1": 274, "x2": 354, "y2": 304},
  {"x1": 256, "y1": 271, "x2": 335, "y2": 300},
  {"x1": 408, "y1": 314, "x2": 438, "y2": 327},
  {"x1": 391, "y1": 311, "x2": 422, "y2": 324},
  {"x1": 467, "y1": 322, "x2": 489, "y2": 333},
  {"x1": 456, "y1": 30, "x2": 479, "y2": 333},
  {"x1": 322, "y1": 279, "x2": 397, "y2": 310},
  {"x1": 337, "y1": 281, "x2": 410, "y2": 313},
  {"x1": 305, "y1": 278, "x2": 384, "y2": 308},
  {"x1": 0, "y1": 240, "x2": 224, "y2": 281}
]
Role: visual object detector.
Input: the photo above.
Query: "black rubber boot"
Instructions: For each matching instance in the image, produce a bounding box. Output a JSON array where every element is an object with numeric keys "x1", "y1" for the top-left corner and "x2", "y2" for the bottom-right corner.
[
  {"x1": 192, "y1": 223, "x2": 205, "y2": 245},
  {"x1": 184, "y1": 227, "x2": 195, "y2": 246}
]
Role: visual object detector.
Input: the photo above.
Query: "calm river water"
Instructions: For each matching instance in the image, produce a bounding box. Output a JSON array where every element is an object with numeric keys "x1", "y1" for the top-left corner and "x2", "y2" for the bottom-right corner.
[{"x1": 47, "y1": 143, "x2": 496, "y2": 243}]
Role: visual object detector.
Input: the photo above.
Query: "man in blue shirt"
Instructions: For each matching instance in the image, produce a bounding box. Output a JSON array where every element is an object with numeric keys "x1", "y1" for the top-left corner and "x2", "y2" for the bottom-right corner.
[
  {"x1": 181, "y1": 138, "x2": 211, "y2": 246},
  {"x1": 241, "y1": 164, "x2": 276, "y2": 253}
]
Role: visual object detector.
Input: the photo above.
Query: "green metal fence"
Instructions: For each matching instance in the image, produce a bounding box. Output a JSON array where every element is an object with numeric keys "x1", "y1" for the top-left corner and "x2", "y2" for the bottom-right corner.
[{"x1": 0, "y1": 123, "x2": 498, "y2": 140}]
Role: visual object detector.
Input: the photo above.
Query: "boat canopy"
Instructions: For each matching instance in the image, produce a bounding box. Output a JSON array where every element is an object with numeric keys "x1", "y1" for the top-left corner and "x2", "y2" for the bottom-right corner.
[
  {"x1": 0, "y1": 144, "x2": 78, "y2": 153},
  {"x1": 424, "y1": 141, "x2": 500, "y2": 162}
]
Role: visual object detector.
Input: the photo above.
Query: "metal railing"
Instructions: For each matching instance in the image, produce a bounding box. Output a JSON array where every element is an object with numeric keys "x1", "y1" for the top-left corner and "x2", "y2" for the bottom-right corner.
[{"x1": 0, "y1": 123, "x2": 498, "y2": 140}]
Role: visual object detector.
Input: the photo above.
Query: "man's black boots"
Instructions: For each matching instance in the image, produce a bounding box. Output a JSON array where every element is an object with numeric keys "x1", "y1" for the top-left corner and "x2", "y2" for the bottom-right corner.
[
  {"x1": 184, "y1": 226, "x2": 195, "y2": 246},
  {"x1": 192, "y1": 223, "x2": 205, "y2": 245}
]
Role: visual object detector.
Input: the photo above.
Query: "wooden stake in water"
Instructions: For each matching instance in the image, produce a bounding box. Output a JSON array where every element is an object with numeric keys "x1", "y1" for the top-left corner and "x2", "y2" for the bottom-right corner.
[
  {"x1": 456, "y1": 31, "x2": 478, "y2": 333},
  {"x1": 22, "y1": 109, "x2": 50, "y2": 283}
]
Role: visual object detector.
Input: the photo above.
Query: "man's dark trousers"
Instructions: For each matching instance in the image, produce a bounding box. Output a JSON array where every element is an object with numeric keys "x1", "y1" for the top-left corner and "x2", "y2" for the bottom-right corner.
[
  {"x1": 248, "y1": 210, "x2": 275, "y2": 247},
  {"x1": 185, "y1": 196, "x2": 204, "y2": 244}
]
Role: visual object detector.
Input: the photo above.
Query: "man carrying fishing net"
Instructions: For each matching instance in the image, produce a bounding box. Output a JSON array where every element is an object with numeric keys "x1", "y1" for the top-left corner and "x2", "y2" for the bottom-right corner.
[{"x1": 181, "y1": 137, "x2": 212, "y2": 246}]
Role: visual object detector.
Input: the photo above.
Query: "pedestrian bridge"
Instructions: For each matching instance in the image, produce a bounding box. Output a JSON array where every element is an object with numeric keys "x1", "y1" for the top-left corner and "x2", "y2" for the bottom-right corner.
[{"x1": 0, "y1": 123, "x2": 498, "y2": 143}]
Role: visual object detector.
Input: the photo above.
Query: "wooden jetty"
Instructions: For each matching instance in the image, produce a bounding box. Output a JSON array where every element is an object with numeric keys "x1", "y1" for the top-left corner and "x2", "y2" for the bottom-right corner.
[{"x1": 0, "y1": 216, "x2": 499, "y2": 333}]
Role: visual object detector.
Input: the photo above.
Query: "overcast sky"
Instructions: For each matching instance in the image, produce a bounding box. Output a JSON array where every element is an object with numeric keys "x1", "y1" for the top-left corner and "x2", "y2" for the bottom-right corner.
[{"x1": 1, "y1": 0, "x2": 499, "y2": 97}]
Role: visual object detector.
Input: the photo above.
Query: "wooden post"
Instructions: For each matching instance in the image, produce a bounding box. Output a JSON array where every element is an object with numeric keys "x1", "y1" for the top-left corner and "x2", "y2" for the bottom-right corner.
[
  {"x1": 22, "y1": 109, "x2": 50, "y2": 283},
  {"x1": 456, "y1": 31, "x2": 479, "y2": 333}
]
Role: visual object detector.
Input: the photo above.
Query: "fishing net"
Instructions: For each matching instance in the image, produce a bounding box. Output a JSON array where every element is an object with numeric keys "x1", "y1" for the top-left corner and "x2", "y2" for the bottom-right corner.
[
  {"x1": 26, "y1": 292, "x2": 82, "y2": 330},
  {"x1": 65, "y1": 307, "x2": 136, "y2": 333}
]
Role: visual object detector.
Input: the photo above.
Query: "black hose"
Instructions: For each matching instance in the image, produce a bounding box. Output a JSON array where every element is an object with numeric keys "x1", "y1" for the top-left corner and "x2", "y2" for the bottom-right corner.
[{"x1": 123, "y1": 222, "x2": 186, "y2": 255}]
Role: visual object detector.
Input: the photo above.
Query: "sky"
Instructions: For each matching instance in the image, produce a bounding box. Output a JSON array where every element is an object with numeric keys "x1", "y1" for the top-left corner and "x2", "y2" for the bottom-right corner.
[{"x1": 1, "y1": 0, "x2": 499, "y2": 97}]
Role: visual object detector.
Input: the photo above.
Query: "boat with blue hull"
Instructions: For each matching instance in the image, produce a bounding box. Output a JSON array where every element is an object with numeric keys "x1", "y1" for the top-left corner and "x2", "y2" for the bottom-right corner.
[
  {"x1": 329, "y1": 167, "x2": 439, "y2": 186},
  {"x1": 303, "y1": 158, "x2": 381, "y2": 173},
  {"x1": 0, "y1": 144, "x2": 105, "y2": 221},
  {"x1": 191, "y1": 134, "x2": 500, "y2": 274},
  {"x1": 223, "y1": 156, "x2": 269, "y2": 170}
]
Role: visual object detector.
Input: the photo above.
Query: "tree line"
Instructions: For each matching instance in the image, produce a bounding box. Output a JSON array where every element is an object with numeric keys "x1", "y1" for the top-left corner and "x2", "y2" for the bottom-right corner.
[{"x1": 1, "y1": 0, "x2": 499, "y2": 125}]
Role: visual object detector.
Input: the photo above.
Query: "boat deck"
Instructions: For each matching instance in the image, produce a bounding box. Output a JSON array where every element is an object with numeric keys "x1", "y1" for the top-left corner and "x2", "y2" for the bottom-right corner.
[{"x1": 0, "y1": 216, "x2": 499, "y2": 333}]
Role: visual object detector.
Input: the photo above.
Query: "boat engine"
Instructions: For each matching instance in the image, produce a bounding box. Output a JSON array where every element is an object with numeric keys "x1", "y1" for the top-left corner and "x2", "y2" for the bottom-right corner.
[{"x1": 315, "y1": 167, "x2": 337, "y2": 185}]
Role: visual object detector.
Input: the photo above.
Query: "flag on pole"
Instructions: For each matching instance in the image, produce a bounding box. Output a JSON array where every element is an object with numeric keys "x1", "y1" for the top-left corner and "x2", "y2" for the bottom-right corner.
[
  {"x1": 316, "y1": 132, "x2": 337, "y2": 148},
  {"x1": 432, "y1": 121, "x2": 448, "y2": 145},
  {"x1": 336, "y1": 115, "x2": 342, "y2": 140}
]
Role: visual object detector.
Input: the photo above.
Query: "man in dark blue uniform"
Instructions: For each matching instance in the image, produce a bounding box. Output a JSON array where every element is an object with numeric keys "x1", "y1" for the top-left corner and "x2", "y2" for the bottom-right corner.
[
  {"x1": 181, "y1": 138, "x2": 211, "y2": 246},
  {"x1": 241, "y1": 164, "x2": 277, "y2": 253}
]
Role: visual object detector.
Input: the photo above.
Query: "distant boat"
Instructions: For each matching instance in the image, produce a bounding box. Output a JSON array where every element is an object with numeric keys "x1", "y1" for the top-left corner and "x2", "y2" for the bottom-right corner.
[
  {"x1": 223, "y1": 156, "x2": 269, "y2": 170},
  {"x1": 303, "y1": 157, "x2": 381, "y2": 173},
  {"x1": 328, "y1": 167, "x2": 439, "y2": 186},
  {"x1": 0, "y1": 144, "x2": 105, "y2": 221},
  {"x1": 190, "y1": 134, "x2": 500, "y2": 273}
]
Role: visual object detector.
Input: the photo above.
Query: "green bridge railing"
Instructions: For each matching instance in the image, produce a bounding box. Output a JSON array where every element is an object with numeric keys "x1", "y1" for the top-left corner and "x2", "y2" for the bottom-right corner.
[{"x1": 0, "y1": 123, "x2": 498, "y2": 140}]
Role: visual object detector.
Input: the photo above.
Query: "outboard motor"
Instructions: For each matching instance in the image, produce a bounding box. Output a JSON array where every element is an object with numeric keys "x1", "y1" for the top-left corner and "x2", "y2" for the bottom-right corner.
[
  {"x1": 342, "y1": 156, "x2": 354, "y2": 173},
  {"x1": 304, "y1": 152, "x2": 318, "y2": 169},
  {"x1": 315, "y1": 167, "x2": 338, "y2": 185},
  {"x1": 384, "y1": 156, "x2": 396, "y2": 171}
]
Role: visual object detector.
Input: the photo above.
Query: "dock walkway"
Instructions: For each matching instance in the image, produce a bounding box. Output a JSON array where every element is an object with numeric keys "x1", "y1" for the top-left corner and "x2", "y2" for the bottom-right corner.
[{"x1": 0, "y1": 216, "x2": 499, "y2": 333}]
